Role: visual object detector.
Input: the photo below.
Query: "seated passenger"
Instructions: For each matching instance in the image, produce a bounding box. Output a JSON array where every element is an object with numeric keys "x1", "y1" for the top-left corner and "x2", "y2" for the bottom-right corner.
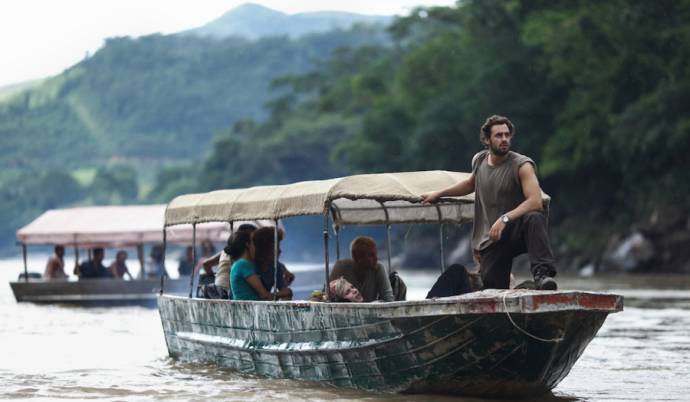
[
  {"x1": 201, "y1": 227, "x2": 256, "y2": 299},
  {"x1": 78, "y1": 248, "x2": 111, "y2": 279},
  {"x1": 143, "y1": 244, "x2": 168, "y2": 278},
  {"x1": 229, "y1": 234, "x2": 271, "y2": 301},
  {"x1": 252, "y1": 227, "x2": 293, "y2": 300},
  {"x1": 214, "y1": 224, "x2": 257, "y2": 293},
  {"x1": 329, "y1": 277, "x2": 363, "y2": 302},
  {"x1": 109, "y1": 250, "x2": 133, "y2": 280},
  {"x1": 44, "y1": 245, "x2": 68, "y2": 280},
  {"x1": 329, "y1": 236, "x2": 394, "y2": 302}
]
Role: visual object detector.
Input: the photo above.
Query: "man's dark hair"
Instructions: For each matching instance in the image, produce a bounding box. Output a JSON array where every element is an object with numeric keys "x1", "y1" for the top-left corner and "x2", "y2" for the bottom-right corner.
[
  {"x1": 54, "y1": 245, "x2": 65, "y2": 253},
  {"x1": 480, "y1": 115, "x2": 515, "y2": 143},
  {"x1": 93, "y1": 248, "x2": 104, "y2": 257}
]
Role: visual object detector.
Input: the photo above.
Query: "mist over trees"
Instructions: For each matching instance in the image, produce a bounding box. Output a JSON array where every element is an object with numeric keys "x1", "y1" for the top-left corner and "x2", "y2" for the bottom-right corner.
[{"x1": 2, "y1": 0, "x2": 689, "y2": 259}]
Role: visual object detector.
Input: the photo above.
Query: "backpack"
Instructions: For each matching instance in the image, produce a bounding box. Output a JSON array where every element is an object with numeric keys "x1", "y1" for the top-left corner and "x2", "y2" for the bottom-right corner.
[{"x1": 389, "y1": 271, "x2": 407, "y2": 301}]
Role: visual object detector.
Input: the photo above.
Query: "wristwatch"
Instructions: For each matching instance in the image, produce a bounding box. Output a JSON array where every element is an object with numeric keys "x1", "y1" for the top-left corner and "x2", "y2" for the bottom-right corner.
[{"x1": 501, "y1": 214, "x2": 510, "y2": 224}]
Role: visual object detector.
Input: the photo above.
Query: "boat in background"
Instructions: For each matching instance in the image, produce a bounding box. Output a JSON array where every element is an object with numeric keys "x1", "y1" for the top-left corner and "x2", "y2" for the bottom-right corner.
[
  {"x1": 158, "y1": 171, "x2": 623, "y2": 397},
  {"x1": 11, "y1": 204, "x2": 270, "y2": 306}
]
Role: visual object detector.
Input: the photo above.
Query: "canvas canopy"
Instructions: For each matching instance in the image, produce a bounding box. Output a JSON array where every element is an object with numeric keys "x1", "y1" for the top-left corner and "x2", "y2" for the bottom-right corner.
[
  {"x1": 165, "y1": 170, "x2": 550, "y2": 226},
  {"x1": 17, "y1": 204, "x2": 274, "y2": 247}
]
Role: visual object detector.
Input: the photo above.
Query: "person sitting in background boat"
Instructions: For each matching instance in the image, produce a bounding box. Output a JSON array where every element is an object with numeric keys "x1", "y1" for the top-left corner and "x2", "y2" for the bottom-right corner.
[
  {"x1": 253, "y1": 227, "x2": 293, "y2": 300},
  {"x1": 78, "y1": 248, "x2": 111, "y2": 279},
  {"x1": 44, "y1": 245, "x2": 68, "y2": 280},
  {"x1": 329, "y1": 236, "x2": 394, "y2": 302},
  {"x1": 108, "y1": 250, "x2": 133, "y2": 280},
  {"x1": 229, "y1": 233, "x2": 272, "y2": 301},
  {"x1": 143, "y1": 244, "x2": 168, "y2": 278},
  {"x1": 177, "y1": 246, "x2": 194, "y2": 276},
  {"x1": 328, "y1": 277, "x2": 363, "y2": 302}
]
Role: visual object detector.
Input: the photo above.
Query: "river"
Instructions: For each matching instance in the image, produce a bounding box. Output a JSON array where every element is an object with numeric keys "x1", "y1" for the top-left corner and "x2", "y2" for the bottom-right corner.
[{"x1": 1, "y1": 256, "x2": 689, "y2": 401}]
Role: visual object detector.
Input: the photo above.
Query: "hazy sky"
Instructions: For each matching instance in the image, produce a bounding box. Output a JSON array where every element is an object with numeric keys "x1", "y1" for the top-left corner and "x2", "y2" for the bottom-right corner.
[{"x1": 0, "y1": 0, "x2": 456, "y2": 87}]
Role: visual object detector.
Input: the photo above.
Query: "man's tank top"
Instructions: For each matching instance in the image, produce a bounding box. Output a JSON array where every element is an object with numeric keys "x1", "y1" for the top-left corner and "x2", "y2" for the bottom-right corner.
[{"x1": 471, "y1": 150, "x2": 535, "y2": 250}]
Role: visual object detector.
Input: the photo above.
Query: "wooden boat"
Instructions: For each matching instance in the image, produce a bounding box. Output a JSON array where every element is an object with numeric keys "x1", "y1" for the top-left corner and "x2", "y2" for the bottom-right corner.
[
  {"x1": 11, "y1": 204, "x2": 267, "y2": 306},
  {"x1": 11, "y1": 276, "x2": 188, "y2": 305},
  {"x1": 158, "y1": 171, "x2": 623, "y2": 397}
]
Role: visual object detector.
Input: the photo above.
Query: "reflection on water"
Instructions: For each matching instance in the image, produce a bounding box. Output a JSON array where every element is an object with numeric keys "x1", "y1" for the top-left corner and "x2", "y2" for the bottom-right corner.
[{"x1": 1, "y1": 257, "x2": 689, "y2": 401}]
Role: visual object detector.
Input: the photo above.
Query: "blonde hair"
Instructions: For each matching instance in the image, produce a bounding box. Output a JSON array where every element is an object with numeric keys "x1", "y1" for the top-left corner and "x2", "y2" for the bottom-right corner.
[{"x1": 329, "y1": 276, "x2": 353, "y2": 301}]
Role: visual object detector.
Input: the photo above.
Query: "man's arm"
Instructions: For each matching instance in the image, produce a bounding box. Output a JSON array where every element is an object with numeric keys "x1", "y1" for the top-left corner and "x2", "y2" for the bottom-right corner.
[
  {"x1": 377, "y1": 264, "x2": 395, "y2": 302},
  {"x1": 488, "y1": 163, "x2": 544, "y2": 241},
  {"x1": 420, "y1": 175, "x2": 476, "y2": 204}
]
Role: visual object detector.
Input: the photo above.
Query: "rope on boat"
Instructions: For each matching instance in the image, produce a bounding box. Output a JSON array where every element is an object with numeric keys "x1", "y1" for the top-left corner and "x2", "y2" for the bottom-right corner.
[{"x1": 501, "y1": 293, "x2": 565, "y2": 343}]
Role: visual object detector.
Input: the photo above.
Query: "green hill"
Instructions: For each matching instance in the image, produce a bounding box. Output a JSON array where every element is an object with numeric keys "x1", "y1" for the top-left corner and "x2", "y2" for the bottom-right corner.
[{"x1": 0, "y1": 28, "x2": 388, "y2": 171}]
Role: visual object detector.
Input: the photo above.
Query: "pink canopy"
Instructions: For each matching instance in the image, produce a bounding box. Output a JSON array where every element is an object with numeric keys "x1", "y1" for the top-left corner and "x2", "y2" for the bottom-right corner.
[{"x1": 16, "y1": 204, "x2": 274, "y2": 247}]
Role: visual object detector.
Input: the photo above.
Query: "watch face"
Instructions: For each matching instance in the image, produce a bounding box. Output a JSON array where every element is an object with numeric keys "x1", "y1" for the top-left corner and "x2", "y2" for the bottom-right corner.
[{"x1": 502, "y1": 215, "x2": 509, "y2": 223}]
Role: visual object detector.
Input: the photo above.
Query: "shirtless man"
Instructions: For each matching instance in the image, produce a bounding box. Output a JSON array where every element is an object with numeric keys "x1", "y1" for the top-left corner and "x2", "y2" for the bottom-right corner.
[{"x1": 44, "y1": 245, "x2": 68, "y2": 280}]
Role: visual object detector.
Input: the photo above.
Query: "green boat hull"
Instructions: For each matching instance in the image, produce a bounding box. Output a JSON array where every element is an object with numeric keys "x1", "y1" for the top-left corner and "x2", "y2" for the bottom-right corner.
[{"x1": 158, "y1": 290, "x2": 622, "y2": 397}]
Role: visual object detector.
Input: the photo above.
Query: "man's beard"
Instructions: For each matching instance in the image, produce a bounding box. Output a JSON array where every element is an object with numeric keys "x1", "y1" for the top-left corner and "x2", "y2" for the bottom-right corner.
[{"x1": 490, "y1": 143, "x2": 510, "y2": 156}]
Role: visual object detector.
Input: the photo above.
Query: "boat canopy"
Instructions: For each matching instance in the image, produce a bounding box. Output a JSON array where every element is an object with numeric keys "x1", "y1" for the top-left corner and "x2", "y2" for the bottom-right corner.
[
  {"x1": 165, "y1": 170, "x2": 551, "y2": 226},
  {"x1": 17, "y1": 204, "x2": 274, "y2": 247}
]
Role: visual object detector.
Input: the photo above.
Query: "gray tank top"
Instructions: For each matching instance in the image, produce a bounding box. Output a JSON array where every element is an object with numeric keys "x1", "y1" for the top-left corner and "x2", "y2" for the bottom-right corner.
[{"x1": 471, "y1": 150, "x2": 535, "y2": 250}]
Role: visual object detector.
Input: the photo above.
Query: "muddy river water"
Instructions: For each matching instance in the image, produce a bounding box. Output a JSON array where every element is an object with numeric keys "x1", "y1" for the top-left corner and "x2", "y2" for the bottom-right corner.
[{"x1": 1, "y1": 257, "x2": 688, "y2": 401}]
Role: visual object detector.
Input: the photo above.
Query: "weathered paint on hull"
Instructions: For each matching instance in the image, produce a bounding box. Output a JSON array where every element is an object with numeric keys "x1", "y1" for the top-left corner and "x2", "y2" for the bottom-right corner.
[
  {"x1": 158, "y1": 290, "x2": 622, "y2": 397},
  {"x1": 10, "y1": 278, "x2": 189, "y2": 306}
]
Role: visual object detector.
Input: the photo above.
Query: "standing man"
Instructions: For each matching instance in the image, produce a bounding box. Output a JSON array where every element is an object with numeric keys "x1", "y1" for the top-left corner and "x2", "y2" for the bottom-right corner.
[{"x1": 421, "y1": 115, "x2": 557, "y2": 290}]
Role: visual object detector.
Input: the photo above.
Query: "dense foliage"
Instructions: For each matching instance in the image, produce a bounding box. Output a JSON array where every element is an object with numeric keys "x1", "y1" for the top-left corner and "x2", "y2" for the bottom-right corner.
[
  {"x1": 3, "y1": 0, "x2": 689, "y2": 256},
  {"x1": 181, "y1": 0, "x2": 690, "y2": 250}
]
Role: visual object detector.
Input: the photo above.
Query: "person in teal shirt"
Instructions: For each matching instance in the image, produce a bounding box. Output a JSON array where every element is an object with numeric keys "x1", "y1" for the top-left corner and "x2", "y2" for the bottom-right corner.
[{"x1": 229, "y1": 233, "x2": 271, "y2": 301}]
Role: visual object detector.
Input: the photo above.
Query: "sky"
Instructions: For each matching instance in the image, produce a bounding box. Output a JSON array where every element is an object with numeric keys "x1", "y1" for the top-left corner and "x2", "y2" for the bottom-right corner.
[{"x1": 0, "y1": 0, "x2": 456, "y2": 88}]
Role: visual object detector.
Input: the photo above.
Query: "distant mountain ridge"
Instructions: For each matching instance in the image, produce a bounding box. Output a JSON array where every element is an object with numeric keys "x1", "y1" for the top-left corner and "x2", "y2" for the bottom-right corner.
[{"x1": 181, "y1": 3, "x2": 391, "y2": 40}]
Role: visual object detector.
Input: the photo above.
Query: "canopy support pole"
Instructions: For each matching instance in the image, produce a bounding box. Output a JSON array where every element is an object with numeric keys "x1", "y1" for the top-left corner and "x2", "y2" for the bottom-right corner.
[
  {"x1": 137, "y1": 244, "x2": 145, "y2": 278},
  {"x1": 188, "y1": 223, "x2": 197, "y2": 298},
  {"x1": 323, "y1": 211, "x2": 331, "y2": 301},
  {"x1": 22, "y1": 244, "x2": 28, "y2": 282},
  {"x1": 335, "y1": 226, "x2": 341, "y2": 261},
  {"x1": 435, "y1": 204, "x2": 445, "y2": 272},
  {"x1": 161, "y1": 228, "x2": 167, "y2": 295},
  {"x1": 378, "y1": 201, "x2": 392, "y2": 275},
  {"x1": 330, "y1": 206, "x2": 341, "y2": 261},
  {"x1": 273, "y1": 219, "x2": 279, "y2": 301},
  {"x1": 73, "y1": 241, "x2": 80, "y2": 276},
  {"x1": 439, "y1": 224, "x2": 446, "y2": 272}
]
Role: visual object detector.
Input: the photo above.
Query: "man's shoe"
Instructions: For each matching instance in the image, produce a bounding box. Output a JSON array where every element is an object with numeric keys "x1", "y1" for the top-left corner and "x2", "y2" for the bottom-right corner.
[{"x1": 535, "y1": 276, "x2": 558, "y2": 291}]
